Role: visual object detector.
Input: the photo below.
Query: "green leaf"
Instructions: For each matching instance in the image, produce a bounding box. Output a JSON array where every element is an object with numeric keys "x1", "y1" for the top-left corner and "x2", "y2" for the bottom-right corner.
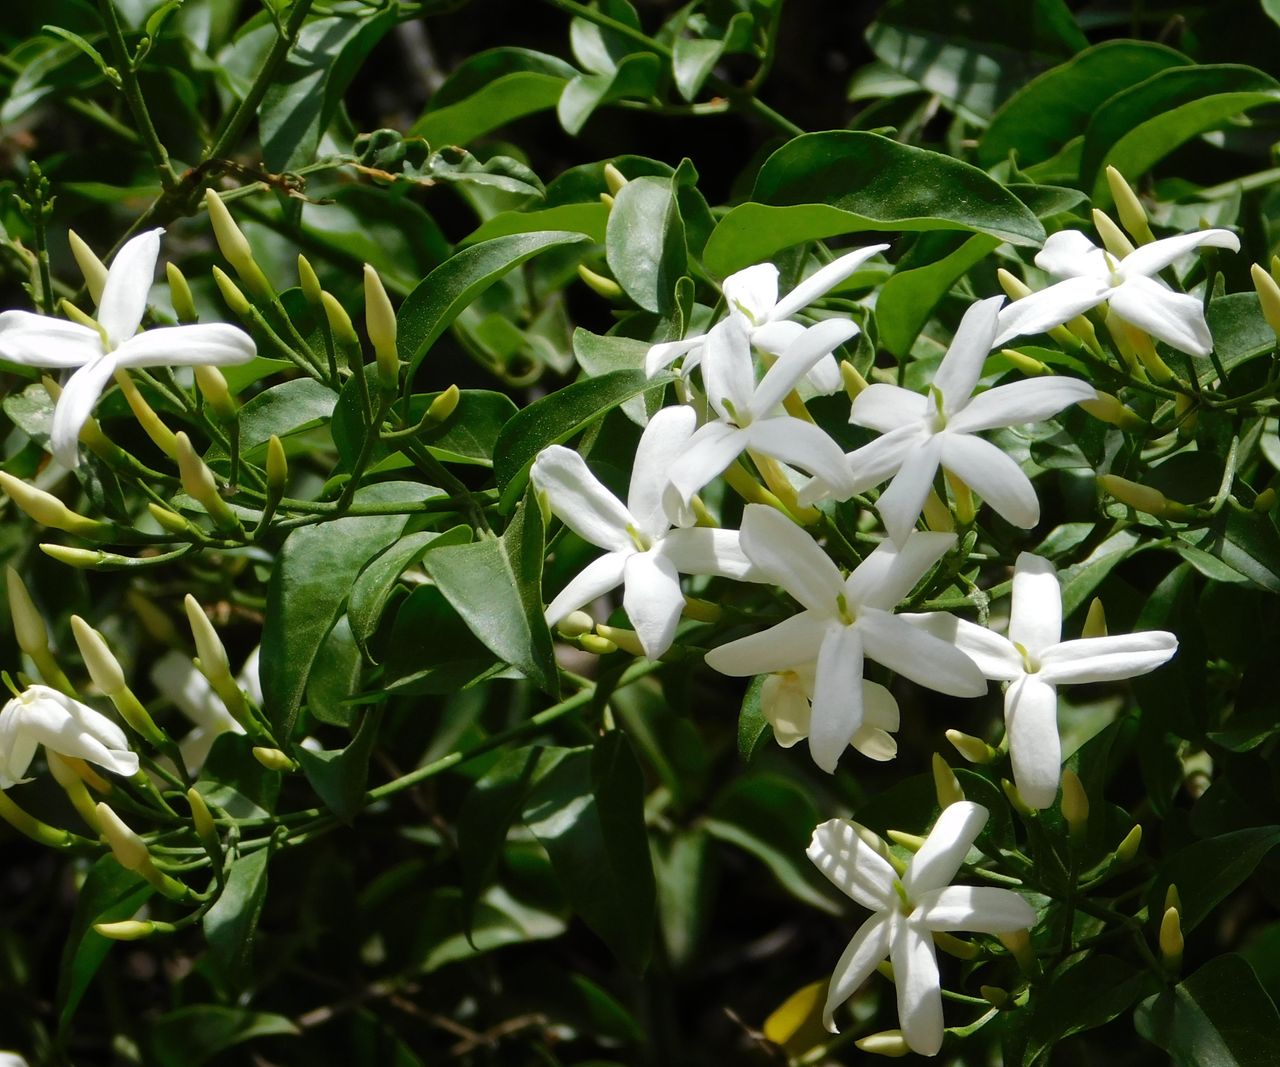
[
  {"x1": 1213, "y1": 511, "x2": 1280, "y2": 594},
  {"x1": 522, "y1": 733, "x2": 656, "y2": 971},
  {"x1": 1081, "y1": 64, "x2": 1280, "y2": 202},
  {"x1": 348, "y1": 526, "x2": 472, "y2": 659},
  {"x1": 148, "y1": 1006, "x2": 298, "y2": 1067},
  {"x1": 40, "y1": 26, "x2": 117, "y2": 83},
  {"x1": 493, "y1": 368, "x2": 672, "y2": 511},
  {"x1": 1206, "y1": 294, "x2": 1274, "y2": 381},
  {"x1": 397, "y1": 231, "x2": 590, "y2": 373},
  {"x1": 260, "y1": 9, "x2": 400, "y2": 172},
  {"x1": 462, "y1": 203, "x2": 610, "y2": 246},
  {"x1": 558, "y1": 53, "x2": 662, "y2": 135},
  {"x1": 704, "y1": 132, "x2": 1044, "y2": 276},
  {"x1": 1056, "y1": 528, "x2": 1140, "y2": 618},
  {"x1": 737, "y1": 674, "x2": 773, "y2": 763},
  {"x1": 1135, "y1": 954, "x2": 1280, "y2": 1066},
  {"x1": 57, "y1": 858, "x2": 153, "y2": 1031},
  {"x1": 605, "y1": 174, "x2": 688, "y2": 314},
  {"x1": 418, "y1": 885, "x2": 567, "y2": 974},
  {"x1": 261, "y1": 482, "x2": 427, "y2": 737},
  {"x1": 421, "y1": 492, "x2": 558, "y2": 695},
  {"x1": 381, "y1": 585, "x2": 500, "y2": 693},
  {"x1": 208, "y1": 378, "x2": 336, "y2": 460},
  {"x1": 653, "y1": 829, "x2": 715, "y2": 970},
  {"x1": 304, "y1": 614, "x2": 363, "y2": 728},
  {"x1": 1149, "y1": 827, "x2": 1280, "y2": 934},
  {"x1": 203, "y1": 849, "x2": 272, "y2": 989},
  {"x1": 979, "y1": 40, "x2": 1188, "y2": 168},
  {"x1": 294, "y1": 706, "x2": 384, "y2": 821},
  {"x1": 1024, "y1": 954, "x2": 1150, "y2": 1063},
  {"x1": 672, "y1": 35, "x2": 724, "y2": 101}
]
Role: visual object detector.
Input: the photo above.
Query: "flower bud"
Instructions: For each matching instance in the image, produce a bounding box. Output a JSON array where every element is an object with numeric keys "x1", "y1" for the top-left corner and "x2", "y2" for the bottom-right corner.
[
  {"x1": 147, "y1": 503, "x2": 192, "y2": 535},
  {"x1": 70, "y1": 616, "x2": 125, "y2": 696},
  {"x1": 114, "y1": 370, "x2": 179, "y2": 459},
  {"x1": 997, "y1": 270, "x2": 1082, "y2": 349},
  {"x1": 681, "y1": 596, "x2": 721, "y2": 623},
  {"x1": 981, "y1": 985, "x2": 1009, "y2": 1008},
  {"x1": 1001, "y1": 778, "x2": 1036, "y2": 816},
  {"x1": 932, "y1": 752, "x2": 964, "y2": 808},
  {"x1": 184, "y1": 595, "x2": 231, "y2": 682},
  {"x1": 1159, "y1": 905, "x2": 1183, "y2": 973},
  {"x1": 204, "y1": 189, "x2": 271, "y2": 299},
  {"x1": 1255, "y1": 488, "x2": 1276, "y2": 513},
  {"x1": 426, "y1": 384, "x2": 460, "y2": 425},
  {"x1": 6, "y1": 566, "x2": 49, "y2": 660},
  {"x1": 599, "y1": 192, "x2": 614, "y2": 209},
  {"x1": 1115, "y1": 823, "x2": 1142, "y2": 862},
  {"x1": 94, "y1": 919, "x2": 166, "y2": 940},
  {"x1": 944, "y1": 470, "x2": 975, "y2": 525},
  {"x1": 363, "y1": 264, "x2": 399, "y2": 392},
  {"x1": 1060, "y1": 768, "x2": 1089, "y2": 841},
  {"x1": 997, "y1": 928, "x2": 1037, "y2": 974},
  {"x1": 946, "y1": 729, "x2": 996, "y2": 764},
  {"x1": 579, "y1": 633, "x2": 617, "y2": 655},
  {"x1": 47, "y1": 752, "x2": 101, "y2": 831},
  {"x1": 854, "y1": 1030, "x2": 911, "y2": 1057},
  {"x1": 1165, "y1": 883, "x2": 1181, "y2": 913},
  {"x1": 922, "y1": 489, "x2": 954, "y2": 533},
  {"x1": 839, "y1": 360, "x2": 868, "y2": 400},
  {"x1": 1251, "y1": 263, "x2": 1280, "y2": 337},
  {"x1": 577, "y1": 264, "x2": 624, "y2": 300},
  {"x1": 166, "y1": 262, "x2": 198, "y2": 323},
  {"x1": 195, "y1": 366, "x2": 237, "y2": 421},
  {"x1": 320, "y1": 291, "x2": 360, "y2": 348},
  {"x1": 297, "y1": 254, "x2": 323, "y2": 307},
  {"x1": 886, "y1": 829, "x2": 927, "y2": 852},
  {"x1": 595, "y1": 624, "x2": 645, "y2": 657},
  {"x1": 187, "y1": 787, "x2": 219, "y2": 854},
  {"x1": 1082, "y1": 597, "x2": 1107, "y2": 639},
  {"x1": 174, "y1": 432, "x2": 240, "y2": 532},
  {"x1": 212, "y1": 266, "x2": 252, "y2": 317},
  {"x1": 252, "y1": 746, "x2": 297, "y2": 772},
  {"x1": 1079, "y1": 391, "x2": 1147, "y2": 432},
  {"x1": 555, "y1": 610, "x2": 595, "y2": 638},
  {"x1": 0, "y1": 790, "x2": 81, "y2": 848},
  {"x1": 68, "y1": 230, "x2": 108, "y2": 304},
  {"x1": 1098, "y1": 474, "x2": 1193, "y2": 520},
  {"x1": 603, "y1": 162, "x2": 628, "y2": 195},
  {"x1": 1000, "y1": 349, "x2": 1048, "y2": 376},
  {"x1": 38, "y1": 544, "x2": 113, "y2": 569},
  {"x1": 0, "y1": 472, "x2": 107, "y2": 538},
  {"x1": 266, "y1": 434, "x2": 288, "y2": 498},
  {"x1": 1272, "y1": 254, "x2": 1280, "y2": 285},
  {"x1": 96, "y1": 802, "x2": 151, "y2": 871},
  {"x1": 933, "y1": 930, "x2": 979, "y2": 959},
  {"x1": 1093, "y1": 209, "x2": 1136, "y2": 259},
  {"x1": 1105, "y1": 166, "x2": 1155, "y2": 245}
]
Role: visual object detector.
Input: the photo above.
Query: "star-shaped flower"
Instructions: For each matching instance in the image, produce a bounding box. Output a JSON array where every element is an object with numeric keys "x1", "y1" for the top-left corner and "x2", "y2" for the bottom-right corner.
[
  {"x1": 0, "y1": 684, "x2": 138, "y2": 788},
  {"x1": 993, "y1": 227, "x2": 1240, "y2": 356},
  {"x1": 0, "y1": 228, "x2": 256, "y2": 467},
  {"x1": 151, "y1": 646, "x2": 259, "y2": 771},
  {"x1": 910, "y1": 552, "x2": 1177, "y2": 808},
  {"x1": 817, "y1": 296, "x2": 1095, "y2": 543},
  {"x1": 808, "y1": 802, "x2": 1036, "y2": 1054},
  {"x1": 531, "y1": 406, "x2": 759, "y2": 659},
  {"x1": 704, "y1": 505, "x2": 984, "y2": 772}
]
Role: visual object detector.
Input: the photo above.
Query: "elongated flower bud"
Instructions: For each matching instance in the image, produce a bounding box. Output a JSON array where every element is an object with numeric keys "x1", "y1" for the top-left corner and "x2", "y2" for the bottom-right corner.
[
  {"x1": 998, "y1": 928, "x2": 1037, "y2": 974},
  {"x1": 70, "y1": 616, "x2": 125, "y2": 696},
  {"x1": 1098, "y1": 474, "x2": 1193, "y2": 520},
  {"x1": 944, "y1": 470, "x2": 975, "y2": 525},
  {"x1": 114, "y1": 370, "x2": 179, "y2": 459},
  {"x1": 47, "y1": 752, "x2": 101, "y2": 830},
  {"x1": 887, "y1": 829, "x2": 926, "y2": 852},
  {"x1": 946, "y1": 729, "x2": 996, "y2": 764},
  {"x1": 363, "y1": 264, "x2": 399, "y2": 392},
  {"x1": 96, "y1": 802, "x2": 150, "y2": 871},
  {"x1": 603, "y1": 162, "x2": 628, "y2": 195},
  {"x1": 1165, "y1": 883, "x2": 1181, "y2": 913},
  {"x1": 932, "y1": 752, "x2": 964, "y2": 808},
  {"x1": 195, "y1": 366, "x2": 237, "y2": 422},
  {"x1": 1001, "y1": 778, "x2": 1035, "y2": 816},
  {"x1": 266, "y1": 434, "x2": 288, "y2": 498},
  {"x1": 174, "y1": 432, "x2": 240, "y2": 532},
  {"x1": 1251, "y1": 263, "x2": 1280, "y2": 337},
  {"x1": 579, "y1": 634, "x2": 617, "y2": 656},
  {"x1": 166, "y1": 262, "x2": 198, "y2": 323},
  {"x1": 577, "y1": 264, "x2": 623, "y2": 300},
  {"x1": 7, "y1": 566, "x2": 48, "y2": 660},
  {"x1": 1115, "y1": 823, "x2": 1142, "y2": 862},
  {"x1": 595, "y1": 624, "x2": 645, "y2": 657},
  {"x1": 933, "y1": 931, "x2": 979, "y2": 960},
  {"x1": 555, "y1": 610, "x2": 595, "y2": 638},
  {"x1": 212, "y1": 266, "x2": 251, "y2": 317},
  {"x1": 1105, "y1": 166, "x2": 1155, "y2": 245},
  {"x1": 68, "y1": 230, "x2": 108, "y2": 304},
  {"x1": 426, "y1": 384, "x2": 460, "y2": 424},
  {"x1": 184, "y1": 594, "x2": 231, "y2": 685},
  {"x1": 94, "y1": 920, "x2": 166, "y2": 940},
  {"x1": 187, "y1": 787, "x2": 219, "y2": 855},
  {"x1": 1159, "y1": 905, "x2": 1183, "y2": 972},
  {"x1": 1082, "y1": 597, "x2": 1107, "y2": 638},
  {"x1": 204, "y1": 189, "x2": 271, "y2": 299},
  {"x1": 1060, "y1": 768, "x2": 1089, "y2": 841},
  {"x1": 1093, "y1": 209, "x2": 1136, "y2": 259},
  {"x1": 1000, "y1": 349, "x2": 1048, "y2": 376},
  {"x1": 252, "y1": 746, "x2": 297, "y2": 772},
  {"x1": 922, "y1": 490, "x2": 954, "y2": 533},
  {"x1": 839, "y1": 359, "x2": 868, "y2": 400},
  {"x1": 297, "y1": 254, "x2": 323, "y2": 307},
  {"x1": 682, "y1": 596, "x2": 722, "y2": 623},
  {"x1": 148, "y1": 503, "x2": 192, "y2": 535},
  {"x1": 855, "y1": 1031, "x2": 911, "y2": 1057},
  {"x1": 320, "y1": 291, "x2": 360, "y2": 348},
  {"x1": 1079, "y1": 391, "x2": 1147, "y2": 432},
  {"x1": 0, "y1": 472, "x2": 108, "y2": 538}
]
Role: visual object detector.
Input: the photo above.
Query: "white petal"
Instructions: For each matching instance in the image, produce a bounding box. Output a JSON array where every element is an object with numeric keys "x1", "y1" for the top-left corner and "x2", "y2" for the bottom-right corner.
[
  {"x1": 151, "y1": 650, "x2": 242, "y2": 735},
  {"x1": 875, "y1": 435, "x2": 943, "y2": 545},
  {"x1": 1005, "y1": 674, "x2": 1061, "y2": 809},
  {"x1": 846, "y1": 530, "x2": 955, "y2": 611},
  {"x1": 904, "y1": 800, "x2": 987, "y2": 896},
  {"x1": 900, "y1": 613, "x2": 1021, "y2": 681},
  {"x1": 939, "y1": 433, "x2": 1041, "y2": 530},
  {"x1": 933, "y1": 295, "x2": 1003, "y2": 414},
  {"x1": 808, "y1": 624, "x2": 865, "y2": 773},
  {"x1": 746, "y1": 417, "x2": 855, "y2": 496},
  {"x1": 849, "y1": 383, "x2": 929, "y2": 433},
  {"x1": 750, "y1": 319, "x2": 805, "y2": 356},
  {"x1": 50, "y1": 355, "x2": 118, "y2": 468},
  {"x1": 667, "y1": 422, "x2": 748, "y2": 508},
  {"x1": 97, "y1": 227, "x2": 162, "y2": 347},
  {"x1": 991, "y1": 275, "x2": 1113, "y2": 348},
  {"x1": 808, "y1": 817, "x2": 898, "y2": 910},
  {"x1": 627, "y1": 406, "x2": 696, "y2": 539},
  {"x1": 752, "y1": 318, "x2": 858, "y2": 417},
  {"x1": 0, "y1": 311, "x2": 102, "y2": 368},
  {"x1": 891, "y1": 918, "x2": 945, "y2": 1057},
  {"x1": 112, "y1": 323, "x2": 256, "y2": 368},
  {"x1": 772, "y1": 244, "x2": 889, "y2": 322},
  {"x1": 740, "y1": 503, "x2": 842, "y2": 613},
  {"x1": 915, "y1": 885, "x2": 1036, "y2": 933},
  {"x1": 1008, "y1": 552, "x2": 1062, "y2": 655},
  {"x1": 645, "y1": 334, "x2": 705, "y2": 377},
  {"x1": 658, "y1": 527, "x2": 758, "y2": 581},
  {"x1": 948, "y1": 377, "x2": 1096, "y2": 436},
  {"x1": 860, "y1": 612, "x2": 986, "y2": 697},
  {"x1": 823, "y1": 915, "x2": 892, "y2": 1033},
  {"x1": 1039, "y1": 631, "x2": 1178, "y2": 684},
  {"x1": 807, "y1": 354, "x2": 843, "y2": 395},
  {"x1": 722, "y1": 262, "x2": 779, "y2": 326},
  {"x1": 11, "y1": 684, "x2": 138, "y2": 778},
  {"x1": 544, "y1": 551, "x2": 628, "y2": 625},
  {"x1": 1108, "y1": 275, "x2": 1213, "y2": 357},
  {"x1": 703, "y1": 611, "x2": 829, "y2": 676},
  {"x1": 531, "y1": 446, "x2": 634, "y2": 552},
  {"x1": 1034, "y1": 230, "x2": 1109, "y2": 279},
  {"x1": 1121, "y1": 228, "x2": 1240, "y2": 279},
  {"x1": 841, "y1": 424, "x2": 922, "y2": 496},
  {"x1": 622, "y1": 550, "x2": 685, "y2": 658},
  {"x1": 702, "y1": 319, "x2": 757, "y2": 423}
]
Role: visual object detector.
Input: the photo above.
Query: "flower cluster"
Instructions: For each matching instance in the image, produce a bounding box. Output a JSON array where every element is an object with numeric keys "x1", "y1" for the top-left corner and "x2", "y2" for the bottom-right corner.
[{"x1": 530, "y1": 202, "x2": 1226, "y2": 1050}]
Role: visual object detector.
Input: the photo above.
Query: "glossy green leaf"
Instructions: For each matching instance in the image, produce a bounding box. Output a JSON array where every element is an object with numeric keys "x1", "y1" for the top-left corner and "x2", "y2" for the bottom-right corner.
[
  {"x1": 737, "y1": 674, "x2": 772, "y2": 763},
  {"x1": 1135, "y1": 954, "x2": 1280, "y2": 1066},
  {"x1": 493, "y1": 368, "x2": 672, "y2": 511},
  {"x1": 461, "y1": 203, "x2": 610, "y2": 246},
  {"x1": 1205, "y1": 294, "x2": 1274, "y2": 382},
  {"x1": 1082, "y1": 65, "x2": 1280, "y2": 201},
  {"x1": 294, "y1": 706, "x2": 384, "y2": 822},
  {"x1": 261, "y1": 482, "x2": 428, "y2": 737},
  {"x1": 149, "y1": 1006, "x2": 298, "y2": 1067},
  {"x1": 421, "y1": 492, "x2": 558, "y2": 695},
  {"x1": 203, "y1": 849, "x2": 271, "y2": 989},
  {"x1": 523, "y1": 733, "x2": 656, "y2": 971},
  {"x1": 418, "y1": 885, "x2": 567, "y2": 974},
  {"x1": 672, "y1": 35, "x2": 723, "y2": 101},
  {"x1": 705, "y1": 132, "x2": 1044, "y2": 276},
  {"x1": 558, "y1": 53, "x2": 662, "y2": 136},
  {"x1": 304, "y1": 614, "x2": 363, "y2": 727},
  {"x1": 1150, "y1": 827, "x2": 1280, "y2": 934},
  {"x1": 1024, "y1": 954, "x2": 1150, "y2": 1063},
  {"x1": 209, "y1": 378, "x2": 336, "y2": 460},
  {"x1": 605, "y1": 174, "x2": 688, "y2": 314},
  {"x1": 380, "y1": 584, "x2": 500, "y2": 694},
  {"x1": 397, "y1": 231, "x2": 590, "y2": 372},
  {"x1": 979, "y1": 40, "x2": 1187, "y2": 167}
]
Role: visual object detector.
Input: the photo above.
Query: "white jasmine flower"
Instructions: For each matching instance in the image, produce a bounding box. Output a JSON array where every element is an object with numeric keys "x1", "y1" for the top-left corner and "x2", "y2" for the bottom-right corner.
[
  {"x1": 993, "y1": 227, "x2": 1241, "y2": 356},
  {"x1": 704, "y1": 505, "x2": 984, "y2": 773},
  {"x1": 666, "y1": 318, "x2": 860, "y2": 512},
  {"x1": 808, "y1": 802, "x2": 1036, "y2": 1054},
  {"x1": 0, "y1": 684, "x2": 138, "y2": 788},
  {"x1": 762, "y1": 666, "x2": 899, "y2": 762},
  {"x1": 910, "y1": 552, "x2": 1177, "y2": 808},
  {"x1": 645, "y1": 244, "x2": 888, "y2": 391},
  {"x1": 531, "y1": 406, "x2": 758, "y2": 659},
  {"x1": 0, "y1": 228, "x2": 256, "y2": 467},
  {"x1": 821, "y1": 296, "x2": 1094, "y2": 543},
  {"x1": 151, "y1": 647, "x2": 258, "y2": 770}
]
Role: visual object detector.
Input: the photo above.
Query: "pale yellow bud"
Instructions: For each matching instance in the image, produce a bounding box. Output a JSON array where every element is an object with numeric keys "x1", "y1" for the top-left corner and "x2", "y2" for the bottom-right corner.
[
  {"x1": 854, "y1": 1030, "x2": 911, "y2": 1057},
  {"x1": 1000, "y1": 348, "x2": 1048, "y2": 376},
  {"x1": 681, "y1": 596, "x2": 721, "y2": 623},
  {"x1": 187, "y1": 788, "x2": 219, "y2": 853},
  {"x1": 96, "y1": 802, "x2": 150, "y2": 871},
  {"x1": 996, "y1": 267, "x2": 1033, "y2": 300},
  {"x1": 1115, "y1": 823, "x2": 1143, "y2": 862},
  {"x1": 944, "y1": 470, "x2": 975, "y2": 525},
  {"x1": 839, "y1": 359, "x2": 868, "y2": 400},
  {"x1": 945, "y1": 729, "x2": 994, "y2": 764},
  {"x1": 599, "y1": 192, "x2": 615, "y2": 209},
  {"x1": 922, "y1": 489, "x2": 954, "y2": 533},
  {"x1": 595, "y1": 624, "x2": 645, "y2": 657},
  {"x1": 252, "y1": 746, "x2": 297, "y2": 772},
  {"x1": 195, "y1": 365, "x2": 236, "y2": 421},
  {"x1": 38, "y1": 544, "x2": 112, "y2": 569},
  {"x1": 212, "y1": 265, "x2": 251, "y2": 317},
  {"x1": 94, "y1": 919, "x2": 160, "y2": 940},
  {"x1": 46, "y1": 752, "x2": 101, "y2": 831},
  {"x1": 114, "y1": 370, "x2": 179, "y2": 459},
  {"x1": 1165, "y1": 883, "x2": 1181, "y2": 914},
  {"x1": 297, "y1": 254, "x2": 323, "y2": 307},
  {"x1": 363, "y1": 264, "x2": 399, "y2": 391},
  {"x1": 579, "y1": 633, "x2": 618, "y2": 655},
  {"x1": 1159, "y1": 905, "x2": 1183, "y2": 971},
  {"x1": 1083, "y1": 597, "x2": 1107, "y2": 639},
  {"x1": 933, "y1": 930, "x2": 979, "y2": 960},
  {"x1": 886, "y1": 829, "x2": 927, "y2": 852},
  {"x1": 147, "y1": 502, "x2": 191, "y2": 535},
  {"x1": 932, "y1": 752, "x2": 964, "y2": 808},
  {"x1": 1001, "y1": 778, "x2": 1035, "y2": 816},
  {"x1": 184, "y1": 594, "x2": 231, "y2": 683},
  {"x1": 266, "y1": 434, "x2": 288, "y2": 498},
  {"x1": 166, "y1": 262, "x2": 198, "y2": 323},
  {"x1": 0, "y1": 472, "x2": 105, "y2": 537},
  {"x1": 1251, "y1": 264, "x2": 1280, "y2": 337},
  {"x1": 1079, "y1": 391, "x2": 1147, "y2": 432},
  {"x1": 70, "y1": 616, "x2": 125, "y2": 696},
  {"x1": 1093, "y1": 209, "x2": 1136, "y2": 259},
  {"x1": 1105, "y1": 167, "x2": 1155, "y2": 245},
  {"x1": 320, "y1": 291, "x2": 360, "y2": 348},
  {"x1": 6, "y1": 566, "x2": 49, "y2": 658},
  {"x1": 577, "y1": 264, "x2": 624, "y2": 300},
  {"x1": 204, "y1": 189, "x2": 270, "y2": 298},
  {"x1": 555, "y1": 610, "x2": 595, "y2": 638},
  {"x1": 175, "y1": 432, "x2": 238, "y2": 531},
  {"x1": 426, "y1": 384, "x2": 460, "y2": 424},
  {"x1": 998, "y1": 928, "x2": 1036, "y2": 974},
  {"x1": 1060, "y1": 768, "x2": 1089, "y2": 840},
  {"x1": 1098, "y1": 474, "x2": 1191, "y2": 519},
  {"x1": 68, "y1": 229, "x2": 108, "y2": 304},
  {"x1": 603, "y1": 162, "x2": 628, "y2": 196}
]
